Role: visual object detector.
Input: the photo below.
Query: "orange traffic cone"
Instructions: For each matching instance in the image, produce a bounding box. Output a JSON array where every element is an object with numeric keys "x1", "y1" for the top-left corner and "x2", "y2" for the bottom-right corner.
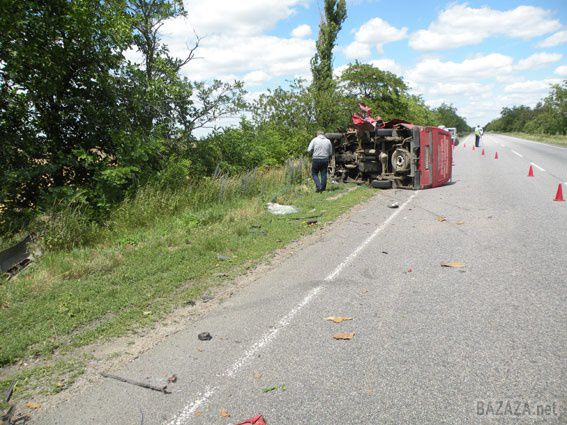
[
  {"x1": 554, "y1": 183, "x2": 565, "y2": 202},
  {"x1": 472, "y1": 146, "x2": 476, "y2": 151},
  {"x1": 494, "y1": 152, "x2": 499, "y2": 159},
  {"x1": 464, "y1": 143, "x2": 467, "y2": 148},
  {"x1": 528, "y1": 165, "x2": 534, "y2": 177},
  {"x1": 481, "y1": 148, "x2": 485, "y2": 156}
]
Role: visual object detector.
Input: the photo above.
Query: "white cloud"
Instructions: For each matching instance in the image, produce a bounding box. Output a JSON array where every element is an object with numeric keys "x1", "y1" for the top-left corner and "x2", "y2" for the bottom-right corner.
[
  {"x1": 242, "y1": 70, "x2": 271, "y2": 85},
  {"x1": 409, "y1": 4, "x2": 561, "y2": 51},
  {"x1": 291, "y1": 24, "x2": 312, "y2": 38},
  {"x1": 504, "y1": 79, "x2": 561, "y2": 94},
  {"x1": 406, "y1": 54, "x2": 514, "y2": 84},
  {"x1": 164, "y1": 0, "x2": 308, "y2": 37},
  {"x1": 177, "y1": 34, "x2": 314, "y2": 81},
  {"x1": 515, "y1": 53, "x2": 563, "y2": 70},
  {"x1": 427, "y1": 82, "x2": 490, "y2": 97},
  {"x1": 154, "y1": 1, "x2": 314, "y2": 86},
  {"x1": 538, "y1": 30, "x2": 567, "y2": 48},
  {"x1": 555, "y1": 65, "x2": 567, "y2": 77},
  {"x1": 344, "y1": 17, "x2": 407, "y2": 59}
]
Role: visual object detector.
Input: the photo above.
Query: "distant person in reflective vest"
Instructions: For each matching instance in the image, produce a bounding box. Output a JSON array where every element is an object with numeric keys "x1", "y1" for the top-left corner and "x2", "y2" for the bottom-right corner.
[
  {"x1": 307, "y1": 131, "x2": 333, "y2": 192},
  {"x1": 474, "y1": 125, "x2": 482, "y2": 147}
]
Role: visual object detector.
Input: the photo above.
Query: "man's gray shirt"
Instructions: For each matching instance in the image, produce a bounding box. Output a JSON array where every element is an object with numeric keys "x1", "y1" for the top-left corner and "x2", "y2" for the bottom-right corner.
[{"x1": 307, "y1": 135, "x2": 333, "y2": 159}]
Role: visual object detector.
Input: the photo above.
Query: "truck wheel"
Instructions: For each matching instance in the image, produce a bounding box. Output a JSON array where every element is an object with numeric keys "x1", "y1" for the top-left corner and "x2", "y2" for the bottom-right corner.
[{"x1": 371, "y1": 179, "x2": 392, "y2": 189}]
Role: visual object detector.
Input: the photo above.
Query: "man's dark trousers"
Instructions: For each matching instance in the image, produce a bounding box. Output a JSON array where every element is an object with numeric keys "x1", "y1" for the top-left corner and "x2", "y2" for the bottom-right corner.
[
  {"x1": 311, "y1": 158, "x2": 328, "y2": 191},
  {"x1": 475, "y1": 135, "x2": 480, "y2": 147}
]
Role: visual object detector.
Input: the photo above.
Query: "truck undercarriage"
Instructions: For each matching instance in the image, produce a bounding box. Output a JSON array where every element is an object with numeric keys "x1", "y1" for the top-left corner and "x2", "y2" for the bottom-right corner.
[{"x1": 325, "y1": 105, "x2": 453, "y2": 190}]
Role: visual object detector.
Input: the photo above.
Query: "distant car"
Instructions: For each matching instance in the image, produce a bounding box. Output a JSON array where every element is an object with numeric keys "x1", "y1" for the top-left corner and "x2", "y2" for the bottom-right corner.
[{"x1": 446, "y1": 127, "x2": 459, "y2": 146}]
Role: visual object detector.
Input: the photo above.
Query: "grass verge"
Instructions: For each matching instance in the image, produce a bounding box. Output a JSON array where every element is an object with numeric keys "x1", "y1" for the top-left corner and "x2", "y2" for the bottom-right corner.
[
  {"x1": 501, "y1": 132, "x2": 567, "y2": 147},
  {"x1": 0, "y1": 161, "x2": 374, "y2": 400}
]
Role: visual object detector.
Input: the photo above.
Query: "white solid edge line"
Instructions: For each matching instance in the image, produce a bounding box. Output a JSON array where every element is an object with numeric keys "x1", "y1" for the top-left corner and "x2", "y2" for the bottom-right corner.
[
  {"x1": 324, "y1": 191, "x2": 418, "y2": 281},
  {"x1": 512, "y1": 150, "x2": 523, "y2": 158},
  {"x1": 165, "y1": 191, "x2": 418, "y2": 425},
  {"x1": 530, "y1": 162, "x2": 546, "y2": 172}
]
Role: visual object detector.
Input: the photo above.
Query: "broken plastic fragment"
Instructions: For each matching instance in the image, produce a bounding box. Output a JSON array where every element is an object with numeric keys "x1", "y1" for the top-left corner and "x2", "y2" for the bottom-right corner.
[
  {"x1": 235, "y1": 415, "x2": 268, "y2": 425},
  {"x1": 25, "y1": 402, "x2": 41, "y2": 410},
  {"x1": 441, "y1": 261, "x2": 465, "y2": 268},
  {"x1": 333, "y1": 332, "x2": 355, "y2": 340},
  {"x1": 324, "y1": 316, "x2": 353, "y2": 323}
]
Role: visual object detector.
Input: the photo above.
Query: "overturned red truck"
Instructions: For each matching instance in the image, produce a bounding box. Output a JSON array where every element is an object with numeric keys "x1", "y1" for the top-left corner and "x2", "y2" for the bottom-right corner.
[{"x1": 325, "y1": 104, "x2": 453, "y2": 189}]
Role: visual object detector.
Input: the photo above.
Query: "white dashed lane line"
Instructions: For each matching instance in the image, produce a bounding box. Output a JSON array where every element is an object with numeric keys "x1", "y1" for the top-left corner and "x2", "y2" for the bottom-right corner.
[{"x1": 530, "y1": 163, "x2": 546, "y2": 172}]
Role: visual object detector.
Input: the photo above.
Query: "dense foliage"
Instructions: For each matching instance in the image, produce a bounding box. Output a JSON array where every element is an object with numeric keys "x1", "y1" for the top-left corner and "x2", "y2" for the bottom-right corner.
[
  {"x1": 0, "y1": 0, "x2": 469, "y2": 237},
  {"x1": 485, "y1": 81, "x2": 566, "y2": 135}
]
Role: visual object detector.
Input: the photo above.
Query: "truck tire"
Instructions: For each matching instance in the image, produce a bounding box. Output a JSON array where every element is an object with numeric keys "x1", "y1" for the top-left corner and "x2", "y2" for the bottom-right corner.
[{"x1": 371, "y1": 179, "x2": 393, "y2": 189}]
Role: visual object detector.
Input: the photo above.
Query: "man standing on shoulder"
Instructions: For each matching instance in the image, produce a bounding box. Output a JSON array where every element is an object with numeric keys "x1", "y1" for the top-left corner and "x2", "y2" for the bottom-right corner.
[
  {"x1": 307, "y1": 130, "x2": 333, "y2": 192},
  {"x1": 474, "y1": 125, "x2": 482, "y2": 147}
]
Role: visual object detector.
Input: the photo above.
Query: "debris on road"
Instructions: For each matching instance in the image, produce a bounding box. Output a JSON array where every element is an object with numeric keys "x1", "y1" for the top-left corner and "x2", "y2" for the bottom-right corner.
[
  {"x1": 100, "y1": 373, "x2": 170, "y2": 394},
  {"x1": 201, "y1": 294, "x2": 214, "y2": 303},
  {"x1": 25, "y1": 402, "x2": 41, "y2": 410},
  {"x1": 0, "y1": 235, "x2": 35, "y2": 276},
  {"x1": 333, "y1": 332, "x2": 355, "y2": 340},
  {"x1": 407, "y1": 268, "x2": 413, "y2": 273},
  {"x1": 220, "y1": 408, "x2": 231, "y2": 418},
  {"x1": 254, "y1": 372, "x2": 263, "y2": 380},
  {"x1": 324, "y1": 316, "x2": 353, "y2": 323},
  {"x1": 456, "y1": 221, "x2": 465, "y2": 225},
  {"x1": 167, "y1": 374, "x2": 177, "y2": 384},
  {"x1": 387, "y1": 202, "x2": 399, "y2": 209},
  {"x1": 381, "y1": 251, "x2": 388, "y2": 254},
  {"x1": 436, "y1": 216, "x2": 447, "y2": 222},
  {"x1": 198, "y1": 332, "x2": 213, "y2": 341},
  {"x1": 441, "y1": 262, "x2": 465, "y2": 268},
  {"x1": 262, "y1": 385, "x2": 286, "y2": 393},
  {"x1": 235, "y1": 415, "x2": 268, "y2": 425},
  {"x1": 266, "y1": 203, "x2": 299, "y2": 215}
]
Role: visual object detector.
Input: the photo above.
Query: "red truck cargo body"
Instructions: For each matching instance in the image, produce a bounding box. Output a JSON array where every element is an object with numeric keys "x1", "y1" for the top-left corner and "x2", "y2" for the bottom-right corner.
[{"x1": 417, "y1": 127, "x2": 453, "y2": 189}]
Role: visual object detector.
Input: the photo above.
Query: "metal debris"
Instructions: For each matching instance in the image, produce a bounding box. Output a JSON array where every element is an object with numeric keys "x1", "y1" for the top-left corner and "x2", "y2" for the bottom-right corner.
[
  {"x1": 198, "y1": 332, "x2": 213, "y2": 341},
  {"x1": 100, "y1": 373, "x2": 170, "y2": 394}
]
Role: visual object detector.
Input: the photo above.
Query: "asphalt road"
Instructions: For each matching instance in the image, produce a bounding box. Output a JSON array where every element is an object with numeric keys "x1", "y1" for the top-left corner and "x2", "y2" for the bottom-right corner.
[{"x1": 35, "y1": 134, "x2": 566, "y2": 425}]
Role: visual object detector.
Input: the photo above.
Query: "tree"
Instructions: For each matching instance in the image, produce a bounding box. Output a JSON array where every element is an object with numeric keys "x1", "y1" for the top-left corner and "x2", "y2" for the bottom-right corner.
[
  {"x1": 310, "y1": 0, "x2": 347, "y2": 128},
  {"x1": 339, "y1": 62, "x2": 410, "y2": 119},
  {"x1": 432, "y1": 103, "x2": 470, "y2": 134},
  {"x1": 0, "y1": 0, "x2": 131, "y2": 228}
]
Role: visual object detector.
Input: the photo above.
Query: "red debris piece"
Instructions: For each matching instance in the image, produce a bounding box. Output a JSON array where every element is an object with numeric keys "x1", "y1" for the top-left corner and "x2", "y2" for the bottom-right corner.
[{"x1": 235, "y1": 415, "x2": 268, "y2": 425}]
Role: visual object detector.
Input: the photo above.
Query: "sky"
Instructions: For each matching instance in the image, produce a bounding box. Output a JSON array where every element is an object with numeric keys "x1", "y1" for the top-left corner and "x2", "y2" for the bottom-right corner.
[{"x1": 156, "y1": 0, "x2": 567, "y2": 128}]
